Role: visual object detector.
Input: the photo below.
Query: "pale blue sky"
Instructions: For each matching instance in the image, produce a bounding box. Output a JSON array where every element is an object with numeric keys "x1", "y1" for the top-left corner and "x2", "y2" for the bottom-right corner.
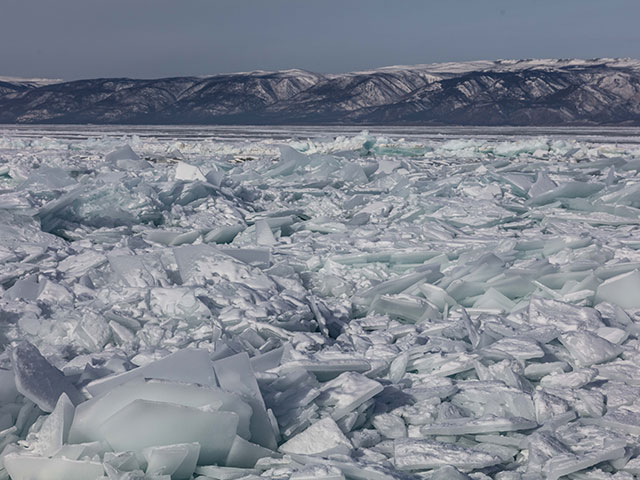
[{"x1": 1, "y1": 0, "x2": 639, "y2": 80}]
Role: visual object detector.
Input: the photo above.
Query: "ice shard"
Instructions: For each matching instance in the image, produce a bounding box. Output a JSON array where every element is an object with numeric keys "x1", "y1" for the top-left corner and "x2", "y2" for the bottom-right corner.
[{"x1": 11, "y1": 342, "x2": 84, "y2": 412}]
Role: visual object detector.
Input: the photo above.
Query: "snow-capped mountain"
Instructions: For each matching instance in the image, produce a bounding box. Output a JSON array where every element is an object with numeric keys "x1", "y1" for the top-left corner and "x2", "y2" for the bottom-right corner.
[{"x1": 1, "y1": 59, "x2": 639, "y2": 125}]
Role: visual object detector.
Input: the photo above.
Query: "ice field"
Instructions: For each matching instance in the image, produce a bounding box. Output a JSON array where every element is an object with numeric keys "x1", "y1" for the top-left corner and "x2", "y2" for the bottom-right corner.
[{"x1": 2, "y1": 126, "x2": 640, "y2": 479}]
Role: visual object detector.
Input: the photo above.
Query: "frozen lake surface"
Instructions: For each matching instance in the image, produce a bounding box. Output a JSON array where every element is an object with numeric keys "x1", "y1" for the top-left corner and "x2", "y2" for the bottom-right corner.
[{"x1": 1, "y1": 126, "x2": 640, "y2": 479}]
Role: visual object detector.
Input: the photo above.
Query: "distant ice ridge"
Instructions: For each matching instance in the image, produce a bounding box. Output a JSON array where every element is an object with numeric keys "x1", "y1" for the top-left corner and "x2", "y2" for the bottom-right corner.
[{"x1": 2, "y1": 129, "x2": 640, "y2": 478}]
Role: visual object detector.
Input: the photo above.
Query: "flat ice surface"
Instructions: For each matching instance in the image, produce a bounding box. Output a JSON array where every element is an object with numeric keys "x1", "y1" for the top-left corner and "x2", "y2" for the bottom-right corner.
[{"x1": 2, "y1": 125, "x2": 640, "y2": 479}]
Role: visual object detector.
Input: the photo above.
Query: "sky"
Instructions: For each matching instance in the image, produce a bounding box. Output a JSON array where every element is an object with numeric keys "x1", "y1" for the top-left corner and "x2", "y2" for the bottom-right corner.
[{"x1": 1, "y1": 0, "x2": 639, "y2": 81}]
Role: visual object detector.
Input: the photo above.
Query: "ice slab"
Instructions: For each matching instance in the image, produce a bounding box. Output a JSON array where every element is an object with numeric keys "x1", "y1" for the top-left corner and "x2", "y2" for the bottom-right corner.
[
  {"x1": 96, "y1": 399, "x2": 239, "y2": 465},
  {"x1": 315, "y1": 372, "x2": 383, "y2": 420},
  {"x1": 102, "y1": 450, "x2": 141, "y2": 476},
  {"x1": 265, "y1": 146, "x2": 310, "y2": 178},
  {"x1": 394, "y1": 439, "x2": 501, "y2": 471},
  {"x1": 194, "y1": 465, "x2": 260, "y2": 479},
  {"x1": 204, "y1": 224, "x2": 245, "y2": 244},
  {"x1": 528, "y1": 172, "x2": 557, "y2": 198},
  {"x1": 255, "y1": 220, "x2": 277, "y2": 246},
  {"x1": 3, "y1": 454, "x2": 104, "y2": 480},
  {"x1": 542, "y1": 442, "x2": 626, "y2": 480},
  {"x1": 528, "y1": 297, "x2": 604, "y2": 332},
  {"x1": 420, "y1": 415, "x2": 537, "y2": 436},
  {"x1": 85, "y1": 349, "x2": 216, "y2": 397},
  {"x1": 175, "y1": 161, "x2": 207, "y2": 182},
  {"x1": 70, "y1": 378, "x2": 252, "y2": 443},
  {"x1": 279, "y1": 347, "x2": 371, "y2": 378},
  {"x1": 11, "y1": 341, "x2": 84, "y2": 412},
  {"x1": 279, "y1": 417, "x2": 352, "y2": 456},
  {"x1": 352, "y1": 269, "x2": 441, "y2": 310},
  {"x1": 526, "y1": 181, "x2": 603, "y2": 206},
  {"x1": 479, "y1": 337, "x2": 545, "y2": 362},
  {"x1": 588, "y1": 405, "x2": 640, "y2": 435},
  {"x1": 225, "y1": 435, "x2": 276, "y2": 468},
  {"x1": 213, "y1": 353, "x2": 277, "y2": 450},
  {"x1": 0, "y1": 368, "x2": 19, "y2": 404},
  {"x1": 411, "y1": 352, "x2": 477, "y2": 377},
  {"x1": 149, "y1": 287, "x2": 211, "y2": 323},
  {"x1": 370, "y1": 294, "x2": 437, "y2": 323},
  {"x1": 596, "y1": 270, "x2": 640, "y2": 309},
  {"x1": 559, "y1": 330, "x2": 622, "y2": 367},
  {"x1": 450, "y1": 381, "x2": 536, "y2": 421},
  {"x1": 144, "y1": 443, "x2": 200, "y2": 480},
  {"x1": 30, "y1": 393, "x2": 75, "y2": 456},
  {"x1": 539, "y1": 368, "x2": 598, "y2": 389},
  {"x1": 108, "y1": 253, "x2": 166, "y2": 287},
  {"x1": 217, "y1": 247, "x2": 272, "y2": 267},
  {"x1": 290, "y1": 464, "x2": 346, "y2": 480},
  {"x1": 105, "y1": 144, "x2": 150, "y2": 170},
  {"x1": 371, "y1": 413, "x2": 407, "y2": 439}
]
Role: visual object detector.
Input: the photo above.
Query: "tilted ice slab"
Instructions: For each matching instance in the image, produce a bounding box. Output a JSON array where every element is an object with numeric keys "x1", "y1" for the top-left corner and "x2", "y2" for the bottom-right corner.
[{"x1": 2, "y1": 128, "x2": 640, "y2": 478}]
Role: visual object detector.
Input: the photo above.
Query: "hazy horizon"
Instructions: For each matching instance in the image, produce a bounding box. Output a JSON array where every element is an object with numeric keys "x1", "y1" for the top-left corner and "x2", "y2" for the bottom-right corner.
[
  {"x1": 0, "y1": 57, "x2": 640, "y2": 82},
  {"x1": 2, "y1": 0, "x2": 639, "y2": 81},
  {"x1": 2, "y1": 57, "x2": 639, "y2": 83}
]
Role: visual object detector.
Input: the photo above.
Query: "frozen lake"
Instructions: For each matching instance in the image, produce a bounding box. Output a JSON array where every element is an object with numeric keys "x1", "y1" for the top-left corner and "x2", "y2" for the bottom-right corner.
[
  {"x1": 1, "y1": 125, "x2": 640, "y2": 479},
  {"x1": 3, "y1": 124, "x2": 640, "y2": 143}
]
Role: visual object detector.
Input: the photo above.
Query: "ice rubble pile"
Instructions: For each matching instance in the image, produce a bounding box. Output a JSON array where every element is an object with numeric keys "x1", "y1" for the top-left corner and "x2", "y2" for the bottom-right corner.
[{"x1": 1, "y1": 131, "x2": 640, "y2": 479}]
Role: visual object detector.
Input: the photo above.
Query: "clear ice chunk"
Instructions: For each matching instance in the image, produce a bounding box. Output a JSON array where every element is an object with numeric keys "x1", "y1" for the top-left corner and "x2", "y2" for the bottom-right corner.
[
  {"x1": 214, "y1": 353, "x2": 277, "y2": 450},
  {"x1": 0, "y1": 367, "x2": 19, "y2": 403},
  {"x1": 528, "y1": 172, "x2": 557, "y2": 198},
  {"x1": 3, "y1": 454, "x2": 104, "y2": 480},
  {"x1": 105, "y1": 145, "x2": 150, "y2": 170},
  {"x1": 224, "y1": 435, "x2": 276, "y2": 468},
  {"x1": 265, "y1": 146, "x2": 310, "y2": 178},
  {"x1": 204, "y1": 224, "x2": 245, "y2": 244},
  {"x1": 96, "y1": 399, "x2": 239, "y2": 465},
  {"x1": 217, "y1": 247, "x2": 272, "y2": 267},
  {"x1": 255, "y1": 220, "x2": 276, "y2": 246},
  {"x1": 144, "y1": 443, "x2": 200, "y2": 480},
  {"x1": 85, "y1": 349, "x2": 216, "y2": 397},
  {"x1": 595, "y1": 270, "x2": 640, "y2": 309},
  {"x1": 11, "y1": 341, "x2": 84, "y2": 412},
  {"x1": 29, "y1": 393, "x2": 75, "y2": 456},
  {"x1": 526, "y1": 181, "x2": 603, "y2": 206},
  {"x1": 70, "y1": 378, "x2": 252, "y2": 443},
  {"x1": 352, "y1": 269, "x2": 440, "y2": 310}
]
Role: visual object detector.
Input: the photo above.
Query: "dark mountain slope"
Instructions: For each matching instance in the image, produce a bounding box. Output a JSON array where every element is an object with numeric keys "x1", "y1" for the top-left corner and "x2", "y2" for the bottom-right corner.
[{"x1": 1, "y1": 59, "x2": 639, "y2": 125}]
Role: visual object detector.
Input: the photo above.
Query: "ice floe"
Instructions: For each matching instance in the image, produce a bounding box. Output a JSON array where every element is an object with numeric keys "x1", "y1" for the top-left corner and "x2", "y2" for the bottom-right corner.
[{"x1": 1, "y1": 127, "x2": 640, "y2": 478}]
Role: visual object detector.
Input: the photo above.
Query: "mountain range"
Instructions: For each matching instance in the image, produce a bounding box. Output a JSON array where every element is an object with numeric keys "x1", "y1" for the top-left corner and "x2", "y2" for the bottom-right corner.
[{"x1": 1, "y1": 58, "x2": 639, "y2": 125}]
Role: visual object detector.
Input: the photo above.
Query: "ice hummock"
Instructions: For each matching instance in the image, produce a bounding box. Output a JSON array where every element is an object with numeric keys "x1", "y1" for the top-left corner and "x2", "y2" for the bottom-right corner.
[{"x1": 2, "y1": 127, "x2": 640, "y2": 478}]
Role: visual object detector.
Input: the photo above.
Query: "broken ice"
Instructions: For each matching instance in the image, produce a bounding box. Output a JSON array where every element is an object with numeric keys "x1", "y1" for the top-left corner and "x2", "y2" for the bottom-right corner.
[{"x1": 1, "y1": 126, "x2": 640, "y2": 479}]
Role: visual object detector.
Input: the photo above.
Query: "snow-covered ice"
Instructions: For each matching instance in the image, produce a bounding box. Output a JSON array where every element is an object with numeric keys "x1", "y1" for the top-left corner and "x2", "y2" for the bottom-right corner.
[{"x1": 1, "y1": 125, "x2": 640, "y2": 479}]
